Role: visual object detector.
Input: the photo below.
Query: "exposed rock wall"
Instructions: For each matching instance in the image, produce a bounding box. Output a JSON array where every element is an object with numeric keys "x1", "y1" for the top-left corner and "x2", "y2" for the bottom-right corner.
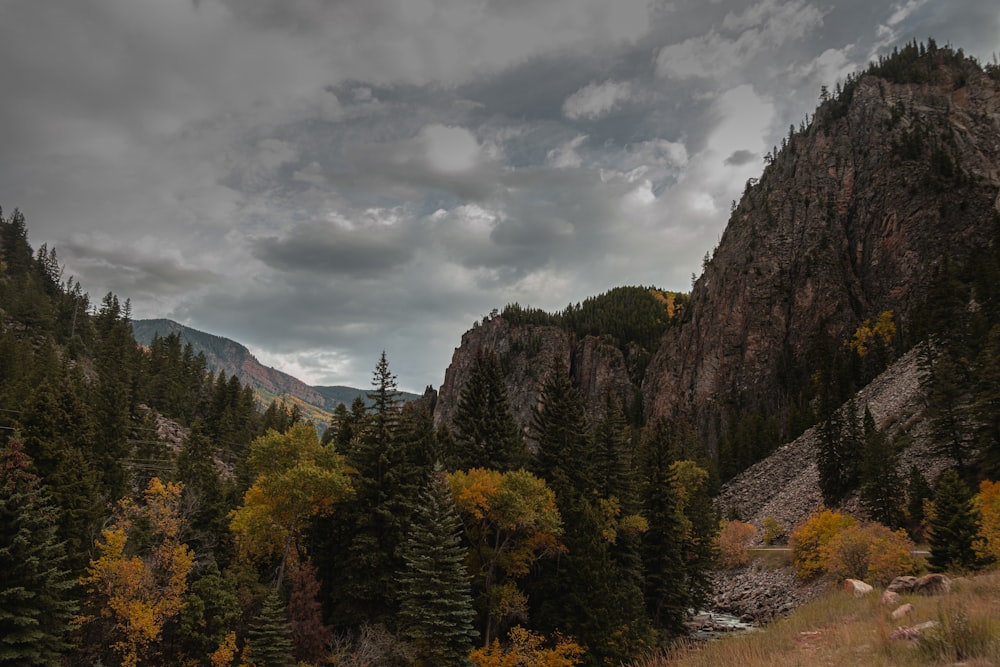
[
  {"x1": 433, "y1": 316, "x2": 636, "y2": 437},
  {"x1": 643, "y1": 55, "x2": 1000, "y2": 449}
]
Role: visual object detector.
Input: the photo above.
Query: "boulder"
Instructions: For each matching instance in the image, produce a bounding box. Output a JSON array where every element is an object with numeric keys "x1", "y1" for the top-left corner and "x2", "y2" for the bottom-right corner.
[
  {"x1": 891, "y1": 603, "x2": 915, "y2": 620},
  {"x1": 913, "y1": 573, "x2": 951, "y2": 596},
  {"x1": 886, "y1": 576, "x2": 917, "y2": 594},
  {"x1": 880, "y1": 590, "x2": 901, "y2": 606},
  {"x1": 842, "y1": 579, "x2": 873, "y2": 597},
  {"x1": 889, "y1": 620, "x2": 939, "y2": 642}
]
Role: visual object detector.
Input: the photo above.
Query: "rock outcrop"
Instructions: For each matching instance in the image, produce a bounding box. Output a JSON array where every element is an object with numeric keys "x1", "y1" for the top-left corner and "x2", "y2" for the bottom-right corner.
[
  {"x1": 643, "y1": 50, "x2": 1000, "y2": 449},
  {"x1": 433, "y1": 316, "x2": 636, "y2": 438}
]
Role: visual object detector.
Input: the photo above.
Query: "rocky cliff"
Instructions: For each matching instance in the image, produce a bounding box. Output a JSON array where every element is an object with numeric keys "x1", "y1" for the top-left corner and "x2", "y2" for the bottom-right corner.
[
  {"x1": 643, "y1": 49, "x2": 1000, "y2": 450},
  {"x1": 433, "y1": 315, "x2": 636, "y2": 437}
]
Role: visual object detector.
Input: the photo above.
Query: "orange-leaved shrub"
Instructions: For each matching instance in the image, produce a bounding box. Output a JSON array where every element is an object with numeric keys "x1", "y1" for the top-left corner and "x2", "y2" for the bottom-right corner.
[
  {"x1": 973, "y1": 479, "x2": 1000, "y2": 564},
  {"x1": 790, "y1": 509, "x2": 856, "y2": 579},
  {"x1": 470, "y1": 626, "x2": 584, "y2": 667},
  {"x1": 717, "y1": 520, "x2": 758, "y2": 568},
  {"x1": 823, "y1": 522, "x2": 916, "y2": 585}
]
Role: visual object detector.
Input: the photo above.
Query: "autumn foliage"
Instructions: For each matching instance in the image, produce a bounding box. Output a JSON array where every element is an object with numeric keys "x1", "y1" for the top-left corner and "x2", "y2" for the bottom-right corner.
[
  {"x1": 717, "y1": 520, "x2": 757, "y2": 568},
  {"x1": 974, "y1": 479, "x2": 1000, "y2": 564},
  {"x1": 80, "y1": 478, "x2": 195, "y2": 667},
  {"x1": 469, "y1": 625, "x2": 585, "y2": 667},
  {"x1": 790, "y1": 509, "x2": 857, "y2": 579}
]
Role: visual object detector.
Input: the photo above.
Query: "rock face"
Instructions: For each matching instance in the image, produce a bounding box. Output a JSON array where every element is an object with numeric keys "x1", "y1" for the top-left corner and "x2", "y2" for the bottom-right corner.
[
  {"x1": 643, "y1": 51, "x2": 1000, "y2": 449},
  {"x1": 433, "y1": 316, "x2": 636, "y2": 438}
]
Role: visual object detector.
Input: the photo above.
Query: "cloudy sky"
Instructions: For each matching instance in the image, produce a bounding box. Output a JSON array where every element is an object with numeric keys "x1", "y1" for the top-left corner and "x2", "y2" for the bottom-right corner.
[{"x1": 1, "y1": 0, "x2": 996, "y2": 392}]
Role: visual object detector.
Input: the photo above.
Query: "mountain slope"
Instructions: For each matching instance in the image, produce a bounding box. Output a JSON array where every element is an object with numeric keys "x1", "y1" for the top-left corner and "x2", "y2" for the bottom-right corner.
[
  {"x1": 132, "y1": 319, "x2": 417, "y2": 418},
  {"x1": 642, "y1": 45, "x2": 1000, "y2": 452}
]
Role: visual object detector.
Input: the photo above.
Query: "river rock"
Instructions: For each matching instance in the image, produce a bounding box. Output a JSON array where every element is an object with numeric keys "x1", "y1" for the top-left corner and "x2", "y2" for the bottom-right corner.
[
  {"x1": 880, "y1": 590, "x2": 901, "y2": 606},
  {"x1": 843, "y1": 579, "x2": 873, "y2": 597},
  {"x1": 913, "y1": 573, "x2": 950, "y2": 595},
  {"x1": 891, "y1": 603, "x2": 915, "y2": 620},
  {"x1": 886, "y1": 576, "x2": 917, "y2": 594}
]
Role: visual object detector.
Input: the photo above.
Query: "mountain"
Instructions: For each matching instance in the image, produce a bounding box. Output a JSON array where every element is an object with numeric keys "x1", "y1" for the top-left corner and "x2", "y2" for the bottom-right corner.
[
  {"x1": 132, "y1": 319, "x2": 418, "y2": 422},
  {"x1": 434, "y1": 44, "x2": 1000, "y2": 474}
]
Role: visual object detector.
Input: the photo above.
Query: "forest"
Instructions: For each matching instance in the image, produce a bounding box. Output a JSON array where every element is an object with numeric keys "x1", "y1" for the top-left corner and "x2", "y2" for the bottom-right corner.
[
  {"x1": 0, "y1": 208, "x2": 716, "y2": 666},
  {"x1": 4, "y1": 42, "x2": 1000, "y2": 663}
]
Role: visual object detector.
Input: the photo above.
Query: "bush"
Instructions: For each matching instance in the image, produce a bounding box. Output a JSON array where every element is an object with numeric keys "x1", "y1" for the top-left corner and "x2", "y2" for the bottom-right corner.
[
  {"x1": 717, "y1": 520, "x2": 758, "y2": 568},
  {"x1": 762, "y1": 516, "x2": 786, "y2": 545},
  {"x1": 790, "y1": 509, "x2": 856, "y2": 580},
  {"x1": 823, "y1": 523, "x2": 916, "y2": 585}
]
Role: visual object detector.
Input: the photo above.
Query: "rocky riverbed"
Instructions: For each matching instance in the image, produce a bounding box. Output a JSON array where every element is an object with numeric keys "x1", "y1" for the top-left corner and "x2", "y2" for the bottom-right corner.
[{"x1": 709, "y1": 563, "x2": 828, "y2": 625}]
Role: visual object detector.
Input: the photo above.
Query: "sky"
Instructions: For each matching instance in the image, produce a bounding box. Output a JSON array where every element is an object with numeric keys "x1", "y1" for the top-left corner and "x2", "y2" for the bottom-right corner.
[{"x1": 1, "y1": 0, "x2": 997, "y2": 393}]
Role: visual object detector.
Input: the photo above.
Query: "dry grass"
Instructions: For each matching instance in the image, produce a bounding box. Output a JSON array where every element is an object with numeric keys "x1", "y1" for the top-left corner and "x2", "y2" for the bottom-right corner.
[{"x1": 628, "y1": 572, "x2": 1000, "y2": 667}]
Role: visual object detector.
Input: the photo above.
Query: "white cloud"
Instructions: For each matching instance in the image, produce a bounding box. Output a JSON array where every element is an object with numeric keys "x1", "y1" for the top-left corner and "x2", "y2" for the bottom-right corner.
[
  {"x1": 547, "y1": 135, "x2": 589, "y2": 169},
  {"x1": 563, "y1": 80, "x2": 634, "y2": 120}
]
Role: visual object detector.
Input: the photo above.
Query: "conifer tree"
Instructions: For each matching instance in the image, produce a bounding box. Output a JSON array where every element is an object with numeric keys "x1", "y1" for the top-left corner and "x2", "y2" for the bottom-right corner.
[
  {"x1": 817, "y1": 399, "x2": 862, "y2": 506},
  {"x1": 639, "y1": 420, "x2": 688, "y2": 637},
  {"x1": 398, "y1": 469, "x2": 478, "y2": 666},
  {"x1": 859, "y1": 408, "x2": 905, "y2": 528},
  {"x1": 0, "y1": 439, "x2": 76, "y2": 666},
  {"x1": 246, "y1": 589, "x2": 294, "y2": 667},
  {"x1": 452, "y1": 348, "x2": 526, "y2": 471},
  {"x1": 531, "y1": 361, "x2": 595, "y2": 498},
  {"x1": 905, "y1": 465, "x2": 932, "y2": 540},
  {"x1": 928, "y1": 469, "x2": 981, "y2": 572}
]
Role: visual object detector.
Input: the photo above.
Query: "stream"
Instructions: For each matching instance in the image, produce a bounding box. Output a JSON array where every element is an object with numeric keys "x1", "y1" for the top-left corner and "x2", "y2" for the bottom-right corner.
[{"x1": 687, "y1": 610, "x2": 758, "y2": 641}]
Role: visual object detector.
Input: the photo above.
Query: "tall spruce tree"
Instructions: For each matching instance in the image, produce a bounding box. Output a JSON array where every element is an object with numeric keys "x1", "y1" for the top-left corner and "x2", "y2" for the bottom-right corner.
[
  {"x1": 246, "y1": 589, "x2": 294, "y2": 667},
  {"x1": 451, "y1": 348, "x2": 526, "y2": 471},
  {"x1": 397, "y1": 469, "x2": 477, "y2": 666},
  {"x1": 639, "y1": 420, "x2": 689, "y2": 638},
  {"x1": 531, "y1": 360, "x2": 595, "y2": 497},
  {"x1": 928, "y1": 469, "x2": 981, "y2": 572},
  {"x1": 817, "y1": 399, "x2": 862, "y2": 506},
  {"x1": 859, "y1": 408, "x2": 905, "y2": 528},
  {"x1": 0, "y1": 439, "x2": 77, "y2": 666}
]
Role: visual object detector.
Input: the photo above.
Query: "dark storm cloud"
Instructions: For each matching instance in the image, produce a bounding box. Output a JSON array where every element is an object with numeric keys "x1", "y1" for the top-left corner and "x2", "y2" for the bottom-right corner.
[
  {"x1": 725, "y1": 150, "x2": 758, "y2": 167},
  {"x1": 252, "y1": 219, "x2": 416, "y2": 276},
  {"x1": 0, "y1": 0, "x2": 991, "y2": 390}
]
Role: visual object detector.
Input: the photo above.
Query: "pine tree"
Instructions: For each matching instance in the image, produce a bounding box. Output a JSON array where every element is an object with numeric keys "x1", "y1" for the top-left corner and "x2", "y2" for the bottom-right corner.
[
  {"x1": 905, "y1": 465, "x2": 932, "y2": 540},
  {"x1": 398, "y1": 470, "x2": 478, "y2": 666},
  {"x1": 246, "y1": 589, "x2": 294, "y2": 667},
  {"x1": 859, "y1": 408, "x2": 905, "y2": 528},
  {"x1": 0, "y1": 439, "x2": 77, "y2": 666},
  {"x1": 452, "y1": 348, "x2": 526, "y2": 471},
  {"x1": 928, "y1": 469, "x2": 980, "y2": 572},
  {"x1": 638, "y1": 420, "x2": 688, "y2": 638},
  {"x1": 531, "y1": 360, "x2": 595, "y2": 499},
  {"x1": 817, "y1": 399, "x2": 862, "y2": 506}
]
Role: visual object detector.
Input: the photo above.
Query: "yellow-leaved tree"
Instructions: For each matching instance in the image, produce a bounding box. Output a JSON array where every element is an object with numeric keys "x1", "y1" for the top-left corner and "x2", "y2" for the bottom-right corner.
[
  {"x1": 81, "y1": 477, "x2": 195, "y2": 667},
  {"x1": 229, "y1": 423, "x2": 353, "y2": 585},
  {"x1": 973, "y1": 479, "x2": 1000, "y2": 563},
  {"x1": 449, "y1": 468, "x2": 564, "y2": 646}
]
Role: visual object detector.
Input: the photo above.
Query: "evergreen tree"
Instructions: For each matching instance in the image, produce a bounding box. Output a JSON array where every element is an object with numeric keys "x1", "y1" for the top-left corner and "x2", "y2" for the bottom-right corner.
[
  {"x1": 174, "y1": 562, "x2": 240, "y2": 666},
  {"x1": 859, "y1": 408, "x2": 905, "y2": 528},
  {"x1": 531, "y1": 360, "x2": 595, "y2": 499},
  {"x1": 452, "y1": 348, "x2": 527, "y2": 471},
  {"x1": 925, "y1": 347, "x2": 974, "y2": 473},
  {"x1": 327, "y1": 353, "x2": 431, "y2": 627},
  {"x1": 928, "y1": 469, "x2": 980, "y2": 572},
  {"x1": 0, "y1": 439, "x2": 77, "y2": 666},
  {"x1": 638, "y1": 420, "x2": 688, "y2": 638},
  {"x1": 817, "y1": 399, "x2": 862, "y2": 506},
  {"x1": 905, "y1": 465, "x2": 933, "y2": 540},
  {"x1": 246, "y1": 589, "x2": 294, "y2": 667},
  {"x1": 973, "y1": 325, "x2": 1000, "y2": 478},
  {"x1": 397, "y1": 469, "x2": 478, "y2": 666}
]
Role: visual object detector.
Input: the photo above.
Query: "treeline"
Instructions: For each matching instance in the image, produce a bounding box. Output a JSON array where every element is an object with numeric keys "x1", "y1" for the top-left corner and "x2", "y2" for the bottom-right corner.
[
  {"x1": 1, "y1": 209, "x2": 716, "y2": 666},
  {"x1": 500, "y1": 286, "x2": 688, "y2": 355}
]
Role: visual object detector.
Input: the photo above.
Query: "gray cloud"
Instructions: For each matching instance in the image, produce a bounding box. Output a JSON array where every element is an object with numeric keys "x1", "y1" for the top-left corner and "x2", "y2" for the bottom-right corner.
[{"x1": 0, "y1": 0, "x2": 991, "y2": 391}]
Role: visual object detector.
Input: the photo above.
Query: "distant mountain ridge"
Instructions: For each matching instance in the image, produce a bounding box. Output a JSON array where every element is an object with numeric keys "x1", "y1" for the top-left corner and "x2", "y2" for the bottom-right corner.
[{"x1": 132, "y1": 319, "x2": 417, "y2": 420}]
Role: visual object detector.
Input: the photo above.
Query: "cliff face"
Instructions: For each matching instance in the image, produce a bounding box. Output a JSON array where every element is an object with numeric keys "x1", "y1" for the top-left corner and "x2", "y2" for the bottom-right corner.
[
  {"x1": 433, "y1": 316, "x2": 636, "y2": 437},
  {"x1": 643, "y1": 53, "x2": 1000, "y2": 448}
]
